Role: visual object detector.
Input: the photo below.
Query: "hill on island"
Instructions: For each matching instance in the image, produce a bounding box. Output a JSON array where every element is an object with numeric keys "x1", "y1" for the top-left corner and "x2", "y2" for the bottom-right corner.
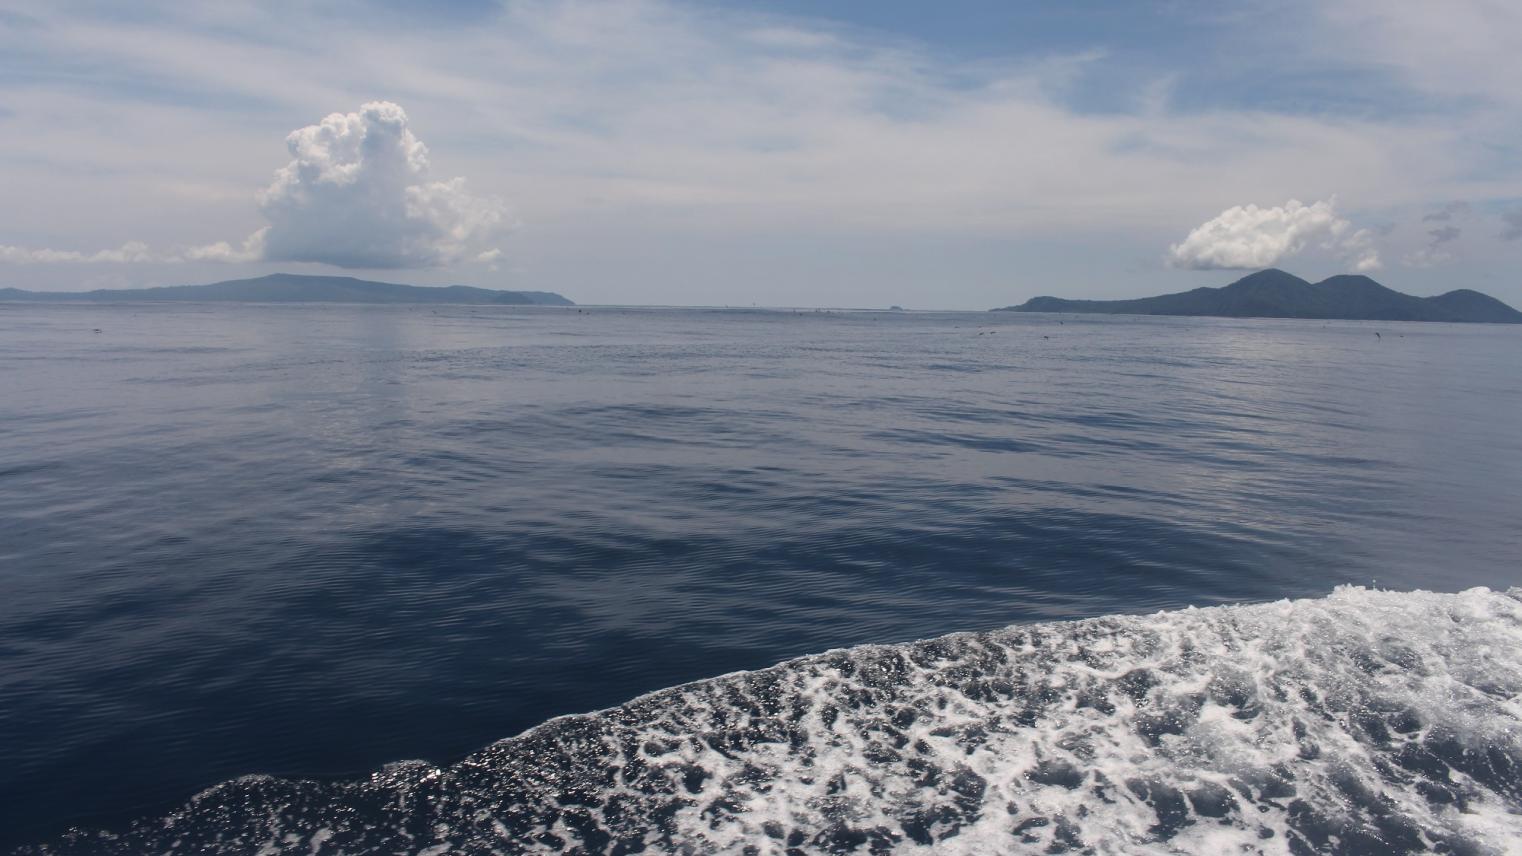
[
  {"x1": 995, "y1": 269, "x2": 1521, "y2": 323},
  {"x1": 0, "y1": 273, "x2": 574, "y2": 306}
]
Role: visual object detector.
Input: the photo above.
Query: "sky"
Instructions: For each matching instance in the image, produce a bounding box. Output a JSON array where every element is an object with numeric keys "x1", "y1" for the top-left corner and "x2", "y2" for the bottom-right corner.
[{"x1": 2, "y1": 0, "x2": 1521, "y2": 309}]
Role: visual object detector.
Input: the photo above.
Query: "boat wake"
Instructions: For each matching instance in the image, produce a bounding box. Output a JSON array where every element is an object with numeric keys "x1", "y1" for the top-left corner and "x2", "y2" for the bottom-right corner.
[{"x1": 30, "y1": 586, "x2": 1522, "y2": 854}]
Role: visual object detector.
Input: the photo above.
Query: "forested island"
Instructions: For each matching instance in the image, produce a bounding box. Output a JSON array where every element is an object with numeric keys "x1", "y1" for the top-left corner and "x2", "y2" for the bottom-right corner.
[
  {"x1": 0, "y1": 273, "x2": 574, "y2": 306},
  {"x1": 996, "y1": 269, "x2": 1521, "y2": 323}
]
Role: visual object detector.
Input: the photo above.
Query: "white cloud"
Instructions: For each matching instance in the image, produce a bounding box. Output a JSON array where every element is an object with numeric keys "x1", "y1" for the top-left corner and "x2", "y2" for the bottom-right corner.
[
  {"x1": 1167, "y1": 199, "x2": 1381, "y2": 271},
  {"x1": 0, "y1": 102, "x2": 508, "y2": 271},
  {"x1": 255, "y1": 101, "x2": 511, "y2": 269}
]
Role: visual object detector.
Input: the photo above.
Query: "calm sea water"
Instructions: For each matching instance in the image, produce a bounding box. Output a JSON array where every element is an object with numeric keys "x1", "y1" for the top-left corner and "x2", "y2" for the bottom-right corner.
[{"x1": 2, "y1": 304, "x2": 1520, "y2": 851}]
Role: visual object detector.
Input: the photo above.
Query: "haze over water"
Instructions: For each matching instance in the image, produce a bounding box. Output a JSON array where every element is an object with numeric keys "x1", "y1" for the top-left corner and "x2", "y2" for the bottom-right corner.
[{"x1": 2, "y1": 304, "x2": 1520, "y2": 851}]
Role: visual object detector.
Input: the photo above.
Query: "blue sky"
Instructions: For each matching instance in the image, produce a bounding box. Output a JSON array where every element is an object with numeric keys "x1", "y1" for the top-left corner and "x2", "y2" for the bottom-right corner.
[{"x1": 2, "y1": 0, "x2": 1521, "y2": 307}]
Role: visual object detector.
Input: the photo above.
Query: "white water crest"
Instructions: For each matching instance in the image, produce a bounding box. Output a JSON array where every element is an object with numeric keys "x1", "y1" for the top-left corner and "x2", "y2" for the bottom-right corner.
[{"x1": 35, "y1": 587, "x2": 1522, "y2": 854}]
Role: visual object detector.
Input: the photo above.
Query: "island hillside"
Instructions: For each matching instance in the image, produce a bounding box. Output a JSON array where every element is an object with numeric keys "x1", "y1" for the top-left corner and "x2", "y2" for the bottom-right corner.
[
  {"x1": 0, "y1": 273, "x2": 574, "y2": 306},
  {"x1": 994, "y1": 269, "x2": 1521, "y2": 323}
]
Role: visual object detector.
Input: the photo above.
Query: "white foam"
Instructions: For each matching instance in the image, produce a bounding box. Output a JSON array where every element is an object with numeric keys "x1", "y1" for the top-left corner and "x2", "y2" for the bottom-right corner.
[{"x1": 33, "y1": 587, "x2": 1522, "y2": 855}]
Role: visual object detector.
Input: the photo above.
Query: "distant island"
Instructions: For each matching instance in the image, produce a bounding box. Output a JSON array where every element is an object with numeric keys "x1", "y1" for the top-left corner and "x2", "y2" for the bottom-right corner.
[
  {"x1": 0, "y1": 273, "x2": 574, "y2": 306},
  {"x1": 994, "y1": 269, "x2": 1521, "y2": 323}
]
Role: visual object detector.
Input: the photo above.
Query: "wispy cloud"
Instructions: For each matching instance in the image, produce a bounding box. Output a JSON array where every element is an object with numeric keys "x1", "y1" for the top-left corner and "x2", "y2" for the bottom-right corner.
[
  {"x1": 1401, "y1": 199, "x2": 1476, "y2": 266},
  {"x1": 1, "y1": 0, "x2": 1521, "y2": 302},
  {"x1": 1501, "y1": 209, "x2": 1522, "y2": 241},
  {"x1": 0, "y1": 242, "x2": 157, "y2": 264},
  {"x1": 2, "y1": 3, "x2": 1462, "y2": 232},
  {"x1": 1422, "y1": 201, "x2": 1470, "y2": 222},
  {"x1": 0, "y1": 236, "x2": 262, "y2": 265},
  {"x1": 1403, "y1": 223, "x2": 1462, "y2": 267}
]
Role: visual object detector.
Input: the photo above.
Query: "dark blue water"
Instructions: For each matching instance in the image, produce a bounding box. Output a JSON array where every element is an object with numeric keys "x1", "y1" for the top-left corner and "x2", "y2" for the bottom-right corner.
[{"x1": 2, "y1": 304, "x2": 1519, "y2": 851}]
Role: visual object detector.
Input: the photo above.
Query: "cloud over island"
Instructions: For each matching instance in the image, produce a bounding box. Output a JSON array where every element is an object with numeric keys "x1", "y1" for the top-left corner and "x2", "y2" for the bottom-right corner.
[
  {"x1": 1, "y1": 102, "x2": 510, "y2": 271},
  {"x1": 1167, "y1": 199, "x2": 1380, "y2": 272},
  {"x1": 256, "y1": 101, "x2": 510, "y2": 269}
]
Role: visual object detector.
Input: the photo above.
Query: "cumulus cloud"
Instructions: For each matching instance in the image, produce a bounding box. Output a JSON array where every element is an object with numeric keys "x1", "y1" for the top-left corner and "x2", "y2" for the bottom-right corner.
[
  {"x1": 254, "y1": 101, "x2": 510, "y2": 269},
  {"x1": 1166, "y1": 199, "x2": 1380, "y2": 272},
  {"x1": 1502, "y1": 210, "x2": 1522, "y2": 241},
  {"x1": 0, "y1": 102, "x2": 510, "y2": 271}
]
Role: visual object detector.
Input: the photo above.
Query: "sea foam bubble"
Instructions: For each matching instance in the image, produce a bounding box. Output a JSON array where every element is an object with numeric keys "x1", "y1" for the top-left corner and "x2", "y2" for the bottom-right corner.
[{"x1": 31, "y1": 587, "x2": 1522, "y2": 854}]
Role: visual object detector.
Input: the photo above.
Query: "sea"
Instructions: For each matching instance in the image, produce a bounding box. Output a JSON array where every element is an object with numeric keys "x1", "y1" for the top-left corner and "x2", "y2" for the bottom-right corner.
[{"x1": 1, "y1": 303, "x2": 1519, "y2": 854}]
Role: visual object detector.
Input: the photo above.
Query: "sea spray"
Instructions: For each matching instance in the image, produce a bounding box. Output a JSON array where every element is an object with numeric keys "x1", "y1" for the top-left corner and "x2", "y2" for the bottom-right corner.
[{"x1": 31, "y1": 586, "x2": 1522, "y2": 854}]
